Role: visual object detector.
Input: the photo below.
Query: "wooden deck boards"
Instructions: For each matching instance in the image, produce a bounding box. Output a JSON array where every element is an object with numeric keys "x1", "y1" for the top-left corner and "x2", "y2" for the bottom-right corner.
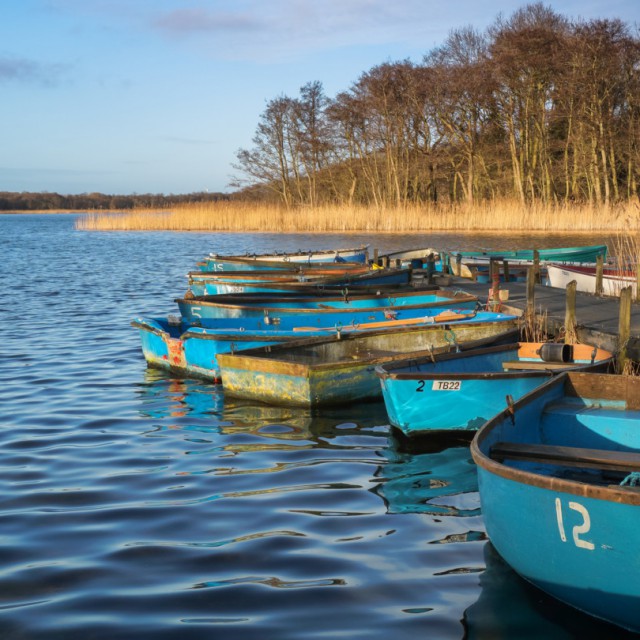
[{"x1": 420, "y1": 274, "x2": 640, "y2": 360}]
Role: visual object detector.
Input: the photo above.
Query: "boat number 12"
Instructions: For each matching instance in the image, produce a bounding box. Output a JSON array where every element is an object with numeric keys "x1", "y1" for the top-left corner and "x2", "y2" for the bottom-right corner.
[{"x1": 554, "y1": 498, "x2": 595, "y2": 550}]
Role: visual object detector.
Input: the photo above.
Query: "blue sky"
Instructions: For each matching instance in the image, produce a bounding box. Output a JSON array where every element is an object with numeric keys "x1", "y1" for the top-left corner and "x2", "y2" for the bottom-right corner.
[{"x1": 1, "y1": 1, "x2": 638, "y2": 195}]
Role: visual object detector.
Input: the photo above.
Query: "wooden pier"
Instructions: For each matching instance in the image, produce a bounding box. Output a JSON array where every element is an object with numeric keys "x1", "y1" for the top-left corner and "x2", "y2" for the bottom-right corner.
[{"x1": 419, "y1": 272, "x2": 640, "y2": 362}]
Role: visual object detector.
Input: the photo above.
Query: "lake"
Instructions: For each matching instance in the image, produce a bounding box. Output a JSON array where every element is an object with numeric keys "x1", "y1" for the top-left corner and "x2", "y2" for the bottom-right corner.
[{"x1": 0, "y1": 214, "x2": 631, "y2": 639}]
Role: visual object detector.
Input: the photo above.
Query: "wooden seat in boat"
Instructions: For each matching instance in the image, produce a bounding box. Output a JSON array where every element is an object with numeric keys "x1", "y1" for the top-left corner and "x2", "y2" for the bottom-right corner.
[
  {"x1": 501, "y1": 361, "x2": 573, "y2": 371},
  {"x1": 490, "y1": 441, "x2": 640, "y2": 472}
]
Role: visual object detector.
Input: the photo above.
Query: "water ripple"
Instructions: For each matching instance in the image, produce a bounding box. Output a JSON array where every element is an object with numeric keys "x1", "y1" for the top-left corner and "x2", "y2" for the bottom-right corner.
[{"x1": 0, "y1": 216, "x2": 626, "y2": 639}]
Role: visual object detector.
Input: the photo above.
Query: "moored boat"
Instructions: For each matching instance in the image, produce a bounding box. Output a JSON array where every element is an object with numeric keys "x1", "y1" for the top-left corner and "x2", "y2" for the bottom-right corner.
[
  {"x1": 444, "y1": 243, "x2": 608, "y2": 266},
  {"x1": 132, "y1": 308, "x2": 483, "y2": 382},
  {"x1": 376, "y1": 247, "x2": 439, "y2": 268},
  {"x1": 547, "y1": 263, "x2": 638, "y2": 297},
  {"x1": 377, "y1": 342, "x2": 614, "y2": 438},
  {"x1": 203, "y1": 245, "x2": 369, "y2": 271},
  {"x1": 471, "y1": 371, "x2": 640, "y2": 633},
  {"x1": 216, "y1": 315, "x2": 520, "y2": 407},
  {"x1": 444, "y1": 244, "x2": 608, "y2": 280},
  {"x1": 176, "y1": 288, "x2": 478, "y2": 322},
  {"x1": 188, "y1": 267, "x2": 412, "y2": 296}
]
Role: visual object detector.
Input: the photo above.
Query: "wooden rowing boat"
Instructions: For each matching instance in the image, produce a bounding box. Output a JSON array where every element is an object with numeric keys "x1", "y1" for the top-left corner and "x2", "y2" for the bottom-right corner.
[{"x1": 471, "y1": 372, "x2": 640, "y2": 632}]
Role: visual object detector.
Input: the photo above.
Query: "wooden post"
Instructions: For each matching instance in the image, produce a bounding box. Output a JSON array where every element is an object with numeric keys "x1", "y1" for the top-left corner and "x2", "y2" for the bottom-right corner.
[
  {"x1": 441, "y1": 252, "x2": 450, "y2": 275},
  {"x1": 525, "y1": 265, "x2": 537, "y2": 341},
  {"x1": 618, "y1": 286, "x2": 632, "y2": 373},
  {"x1": 425, "y1": 253, "x2": 436, "y2": 285},
  {"x1": 533, "y1": 249, "x2": 541, "y2": 284},
  {"x1": 595, "y1": 255, "x2": 604, "y2": 296},
  {"x1": 455, "y1": 253, "x2": 462, "y2": 277},
  {"x1": 373, "y1": 248, "x2": 379, "y2": 265},
  {"x1": 526, "y1": 265, "x2": 536, "y2": 316},
  {"x1": 383, "y1": 256, "x2": 390, "y2": 269},
  {"x1": 491, "y1": 258, "x2": 500, "y2": 311},
  {"x1": 503, "y1": 260, "x2": 510, "y2": 284},
  {"x1": 565, "y1": 280, "x2": 577, "y2": 344}
]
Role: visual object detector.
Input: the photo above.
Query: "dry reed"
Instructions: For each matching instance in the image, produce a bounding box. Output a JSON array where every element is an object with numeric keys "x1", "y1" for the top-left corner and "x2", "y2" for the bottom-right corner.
[
  {"x1": 75, "y1": 199, "x2": 640, "y2": 232},
  {"x1": 610, "y1": 230, "x2": 640, "y2": 269},
  {"x1": 522, "y1": 308, "x2": 549, "y2": 343}
]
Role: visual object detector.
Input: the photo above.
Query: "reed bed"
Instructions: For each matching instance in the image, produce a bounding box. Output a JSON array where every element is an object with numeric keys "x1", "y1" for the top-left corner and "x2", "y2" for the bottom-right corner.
[
  {"x1": 610, "y1": 231, "x2": 640, "y2": 269},
  {"x1": 75, "y1": 199, "x2": 640, "y2": 232}
]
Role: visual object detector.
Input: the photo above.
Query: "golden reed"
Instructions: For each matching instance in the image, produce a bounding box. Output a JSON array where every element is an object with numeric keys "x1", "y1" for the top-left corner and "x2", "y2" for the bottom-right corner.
[{"x1": 75, "y1": 199, "x2": 640, "y2": 233}]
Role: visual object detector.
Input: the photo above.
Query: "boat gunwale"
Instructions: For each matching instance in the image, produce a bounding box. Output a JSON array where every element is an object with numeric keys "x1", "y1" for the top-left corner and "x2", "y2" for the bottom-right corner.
[
  {"x1": 176, "y1": 286, "x2": 468, "y2": 305},
  {"x1": 175, "y1": 292, "x2": 479, "y2": 315}
]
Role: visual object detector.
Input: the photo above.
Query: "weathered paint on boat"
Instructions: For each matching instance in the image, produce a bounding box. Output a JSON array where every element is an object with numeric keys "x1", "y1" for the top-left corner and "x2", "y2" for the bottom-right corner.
[
  {"x1": 176, "y1": 288, "x2": 479, "y2": 322},
  {"x1": 547, "y1": 263, "x2": 638, "y2": 297},
  {"x1": 217, "y1": 317, "x2": 520, "y2": 407},
  {"x1": 202, "y1": 245, "x2": 369, "y2": 271},
  {"x1": 377, "y1": 342, "x2": 614, "y2": 437},
  {"x1": 471, "y1": 372, "x2": 640, "y2": 633},
  {"x1": 189, "y1": 267, "x2": 412, "y2": 296},
  {"x1": 132, "y1": 308, "x2": 484, "y2": 382},
  {"x1": 133, "y1": 317, "x2": 291, "y2": 381}
]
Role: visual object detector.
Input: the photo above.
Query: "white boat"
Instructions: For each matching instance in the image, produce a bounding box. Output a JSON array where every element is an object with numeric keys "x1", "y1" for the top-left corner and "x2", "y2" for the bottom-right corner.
[{"x1": 547, "y1": 263, "x2": 637, "y2": 297}]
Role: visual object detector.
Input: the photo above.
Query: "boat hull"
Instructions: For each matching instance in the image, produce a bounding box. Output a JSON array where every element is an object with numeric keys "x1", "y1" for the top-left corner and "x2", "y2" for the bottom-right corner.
[
  {"x1": 202, "y1": 246, "x2": 369, "y2": 271},
  {"x1": 447, "y1": 244, "x2": 608, "y2": 265},
  {"x1": 189, "y1": 268, "x2": 412, "y2": 296},
  {"x1": 472, "y1": 372, "x2": 640, "y2": 632},
  {"x1": 176, "y1": 289, "x2": 478, "y2": 322},
  {"x1": 547, "y1": 264, "x2": 638, "y2": 297},
  {"x1": 377, "y1": 343, "x2": 613, "y2": 436},
  {"x1": 133, "y1": 308, "x2": 485, "y2": 382},
  {"x1": 217, "y1": 318, "x2": 520, "y2": 407}
]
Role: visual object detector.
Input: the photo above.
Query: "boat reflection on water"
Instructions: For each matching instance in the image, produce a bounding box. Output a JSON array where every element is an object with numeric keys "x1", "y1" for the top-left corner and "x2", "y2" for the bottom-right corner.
[
  {"x1": 136, "y1": 369, "x2": 226, "y2": 421},
  {"x1": 373, "y1": 432, "x2": 482, "y2": 518},
  {"x1": 463, "y1": 542, "x2": 637, "y2": 640},
  {"x1": 135, "y1": 369, "x2": 392, "y2": 445}
]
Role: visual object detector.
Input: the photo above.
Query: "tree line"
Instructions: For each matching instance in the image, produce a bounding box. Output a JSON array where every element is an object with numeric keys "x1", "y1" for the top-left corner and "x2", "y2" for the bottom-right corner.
[
  {"x1": 233, "y1": 3, "x2": 640, "y2": 208},
  {"x1": 0, "y1": 191, "x2": 229, "y2": 212}
]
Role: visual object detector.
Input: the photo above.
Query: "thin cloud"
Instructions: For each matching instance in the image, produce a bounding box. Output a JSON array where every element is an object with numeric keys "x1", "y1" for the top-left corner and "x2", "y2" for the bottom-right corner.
[
  {"x1": 0, "y1": 55, "x2": 69, "y2": 86},
  {"x1": 144, "y1": 1, "x2": 490, "y2": 61},
  {"x1": 152, "y1": 8, "x2": 262, "y2": 36}
]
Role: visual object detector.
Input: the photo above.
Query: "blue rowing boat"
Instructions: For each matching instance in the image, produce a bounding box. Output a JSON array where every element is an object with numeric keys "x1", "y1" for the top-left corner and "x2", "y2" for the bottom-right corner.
[
  {"x1": 471, "y1": 371, "x2": 640, "y2": 633},
  {"x1": 188, "y1": 267, "x2": 412, "y2": 296},
  {"x1": 376, "y1": 342, "x2": 614, "y2": 438},
  {"x1": 132, "y1": 308, "x2": 483, "y2": 382},
  {"x1": 216, "y1": 315, "x2": 520, "y2": 407},
  {"x1": 176, "y1": 288, "x2": 478, "y2": 322}
]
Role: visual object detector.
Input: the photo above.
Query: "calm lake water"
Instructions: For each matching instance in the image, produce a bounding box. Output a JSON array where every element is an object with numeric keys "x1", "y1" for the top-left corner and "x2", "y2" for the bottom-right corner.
[{"x1": 0, "y1": 214, "x2": 633, "y2": 639}]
